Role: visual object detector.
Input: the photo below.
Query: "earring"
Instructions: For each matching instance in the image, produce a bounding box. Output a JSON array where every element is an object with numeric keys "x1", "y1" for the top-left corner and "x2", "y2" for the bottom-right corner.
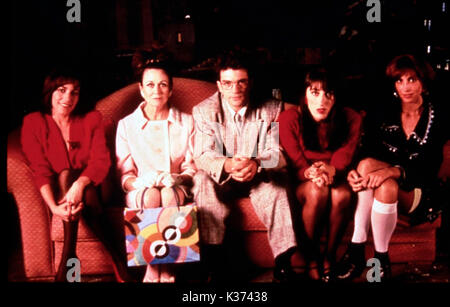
[{"x1": 393, "y1": 91, "x2": 399, "y2": 98}]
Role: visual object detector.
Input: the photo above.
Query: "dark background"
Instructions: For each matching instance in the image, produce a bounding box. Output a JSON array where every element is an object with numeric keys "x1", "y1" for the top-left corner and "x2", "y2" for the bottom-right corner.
[
  {"x1": 7, "y1": 0, "x2": 450, "y2": 283},
  {"x1": 9, "y1": 0, "x2": 450, "y2": 132}
]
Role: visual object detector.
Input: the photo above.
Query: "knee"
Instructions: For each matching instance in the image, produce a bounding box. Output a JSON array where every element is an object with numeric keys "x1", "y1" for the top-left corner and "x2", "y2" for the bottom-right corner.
[
  {"x1": 356, "y1": 158, "x2": 378, "y2": 177},
  {"x1": 331, "y1": 186, "x2": 352, "y2": 210},
  {"x1": 375, "y1": 179, "x2": 398, "y2": 200},
  {"x1": 142, "y1": 188, "x2": 161, "y2": 208},
  {"x1": 160, "y1": 187, "x2": 177, "y2": 207},
  {"x1": 57, "y1": 168, "x2": 73, "y2": 192},
  {"x1": 58, "y1": 168, "x2": 70, "y2": 180},
  {"x1": 84, "y1": 185, "x2": 101, "y2": 212},
  {"x1": 299, "y1": 182, "x2": 329, "y2": 206}
]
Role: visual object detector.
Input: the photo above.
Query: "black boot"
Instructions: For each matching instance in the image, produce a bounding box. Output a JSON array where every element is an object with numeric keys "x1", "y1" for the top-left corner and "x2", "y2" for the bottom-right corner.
[
  {"x1": 55, "y1": 220, "x2": 79, "y2": 282},
  {"x1": 335, "y1": 242, "x2": 366, "y2": 281},
  {"x1": 273, "y1": 247, "x2": 298, "y2": 283},
  {"x1": 374, "y1": 251, "x2": 392, "y2": 282}
]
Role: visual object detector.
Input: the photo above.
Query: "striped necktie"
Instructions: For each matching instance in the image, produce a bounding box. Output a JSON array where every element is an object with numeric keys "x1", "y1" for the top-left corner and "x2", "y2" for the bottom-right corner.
[{"x1": 234, "y1": 113, "x2": 244, "y2": 135}]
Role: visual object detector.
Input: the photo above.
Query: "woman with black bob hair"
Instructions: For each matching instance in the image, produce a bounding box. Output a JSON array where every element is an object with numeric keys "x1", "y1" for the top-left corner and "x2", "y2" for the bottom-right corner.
[
  {"x1": 336, "y1": 54, "x2": 449, "y2": 282},
  {"x1": 279, "y1": 67, "x2": 362, "y2": 282},
  {"x1": 21, "y1": 65, "x2": 130, "y2": 282}
]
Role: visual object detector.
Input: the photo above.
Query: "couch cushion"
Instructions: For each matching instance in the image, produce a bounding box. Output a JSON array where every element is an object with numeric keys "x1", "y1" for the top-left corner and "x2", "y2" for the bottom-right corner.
[
  {"x1": 51, "y1": 216, "x2": 98, "y2": 242},
  {"x1": 53, "y1": 240, "x2": 114, "y2": 275},
  {"x1": 51, "y1": 208, "x2": 125, "y2": 242},
  {"x1": 229, "y1": 198, "x2": 267, "y2": 231}
]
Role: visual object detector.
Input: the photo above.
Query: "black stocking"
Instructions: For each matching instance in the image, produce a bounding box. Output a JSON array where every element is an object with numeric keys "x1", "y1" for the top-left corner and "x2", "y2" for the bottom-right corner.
[{"x1": 55, "y1": 169, "x2": 79, "y2": 282}]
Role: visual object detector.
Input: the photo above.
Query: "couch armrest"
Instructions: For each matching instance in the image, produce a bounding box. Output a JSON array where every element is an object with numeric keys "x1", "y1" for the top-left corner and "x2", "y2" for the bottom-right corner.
[{"x1": 7, "y1": 129, "x2": 54, "y2": 279}]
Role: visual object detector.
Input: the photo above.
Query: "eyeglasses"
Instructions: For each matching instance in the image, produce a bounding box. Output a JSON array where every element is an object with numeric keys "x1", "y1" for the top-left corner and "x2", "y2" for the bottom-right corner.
[{"x1": 220, "y1": 79, "x2": 249, "y2": 90}]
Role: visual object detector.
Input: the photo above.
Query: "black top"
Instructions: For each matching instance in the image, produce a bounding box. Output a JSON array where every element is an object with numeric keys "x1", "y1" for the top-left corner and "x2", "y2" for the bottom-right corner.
[{"x1": 360, "y1": 99, "x2": 448, "y2": 190}]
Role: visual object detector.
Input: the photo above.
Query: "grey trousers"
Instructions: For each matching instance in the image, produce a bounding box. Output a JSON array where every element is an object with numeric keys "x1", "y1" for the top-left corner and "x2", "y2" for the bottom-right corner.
[{"x1": 192, "y1": 170, "x2": 297, "y2": 258}]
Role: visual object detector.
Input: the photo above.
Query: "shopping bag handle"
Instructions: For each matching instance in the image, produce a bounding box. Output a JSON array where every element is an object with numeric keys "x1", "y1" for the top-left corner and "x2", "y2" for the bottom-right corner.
[
  {"x1": 172, "y1": 186, "x2": 181, "y2": 210},
  {"x1": 138, "y1": 187, "x2": 149, "y2": 213}
]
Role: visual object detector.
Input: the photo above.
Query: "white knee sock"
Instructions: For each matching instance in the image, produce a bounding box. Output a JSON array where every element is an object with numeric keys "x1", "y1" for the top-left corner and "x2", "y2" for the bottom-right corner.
[
  {"x1": 351, "y1": 189, "x2": 374, "y2": 243},
  {"x1": 371, "y1": 199, "x2": 398, "y2": 253}
]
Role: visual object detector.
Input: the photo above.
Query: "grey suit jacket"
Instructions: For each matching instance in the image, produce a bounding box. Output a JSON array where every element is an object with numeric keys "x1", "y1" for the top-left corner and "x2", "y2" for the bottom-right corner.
[{"x1": 192, "y1": 91, "x2": 286, "y2": 184}]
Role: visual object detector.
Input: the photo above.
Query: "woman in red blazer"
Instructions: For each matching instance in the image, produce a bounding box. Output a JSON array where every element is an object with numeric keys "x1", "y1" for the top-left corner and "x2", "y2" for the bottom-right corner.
[
  {"x1": 21, "y1": 66, "x2": 129, "y2": 282},
  {"x1": 279, "y1": 67, "x2": 362, "y2": 282}
]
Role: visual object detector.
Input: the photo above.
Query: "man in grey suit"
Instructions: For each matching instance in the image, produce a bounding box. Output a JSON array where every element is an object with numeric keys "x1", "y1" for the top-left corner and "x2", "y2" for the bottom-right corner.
[{"x1": 192, "y1": 51, "x2": 298, "y2": 282}]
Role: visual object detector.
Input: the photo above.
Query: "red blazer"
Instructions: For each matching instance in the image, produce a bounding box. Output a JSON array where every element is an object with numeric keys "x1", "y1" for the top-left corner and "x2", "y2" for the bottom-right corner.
[
  {"x1": 279, "y1": 107, "x2": 362, "y2": 181},
  {"x1": 21, "y1": 110, "x2": 111, "y2": 189}
]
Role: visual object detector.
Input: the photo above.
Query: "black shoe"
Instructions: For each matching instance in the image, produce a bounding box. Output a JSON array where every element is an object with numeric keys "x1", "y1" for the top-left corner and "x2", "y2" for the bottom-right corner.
[
  {"x1": 335, "y1": 243, "x2": 366, "y2": 281},
  {"x1": 273, "y1": 248, "x2": 299, "y2": 282},
  {"x1": 374, "y1": 251, "x2": 392, "y2": 282},
  {"x1": 273, "y1": 265, "x2": 299, "y2": 283},
  {"x1": 321, "y1": 267, "x2": 337, "y2": 283}
]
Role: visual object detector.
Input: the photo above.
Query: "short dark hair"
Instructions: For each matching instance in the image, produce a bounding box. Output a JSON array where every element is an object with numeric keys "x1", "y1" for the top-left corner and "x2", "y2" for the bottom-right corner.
[
  {"x1": 132, "y1": 49, "x2": 174, "y2": 90},
  {"x1": 41, "y1": 66, "x2": 90, "y2": 116},
  {"x1": 215, "y1": 50, "x2": 253, "y2": 81},
  {"x1": 385, "y1": 54, "x2": 435, "y2": 90}
]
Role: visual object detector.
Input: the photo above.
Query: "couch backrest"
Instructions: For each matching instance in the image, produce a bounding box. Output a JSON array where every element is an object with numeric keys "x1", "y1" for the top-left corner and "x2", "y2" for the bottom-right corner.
[
  {"x1": 95, "y1": 77, "x2": 218, "y2": 123},
  {"x1": 94, "y1": 77, "x2": 218, "y2": 206}
]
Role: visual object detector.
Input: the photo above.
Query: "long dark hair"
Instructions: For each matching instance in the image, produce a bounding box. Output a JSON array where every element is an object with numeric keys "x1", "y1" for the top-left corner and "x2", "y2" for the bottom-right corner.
[
  {"x1": 40, "y1": 65, "x2": 92, "y2": 117},
  {"x1": 300, "y1": 67, "x2": 349, "y2": 151}
]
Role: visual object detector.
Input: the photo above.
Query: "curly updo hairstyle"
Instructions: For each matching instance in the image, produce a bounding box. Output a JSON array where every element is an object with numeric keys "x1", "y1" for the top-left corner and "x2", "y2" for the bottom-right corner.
[{"x1": 131, "y1": 49, "x2": 174, "y2": 90}]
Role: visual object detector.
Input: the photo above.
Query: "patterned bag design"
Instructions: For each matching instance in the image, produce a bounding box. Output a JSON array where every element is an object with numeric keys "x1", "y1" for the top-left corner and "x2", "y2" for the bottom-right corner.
[{"x1": 124, "y1": 203, "x2": 200, "y2": 266}]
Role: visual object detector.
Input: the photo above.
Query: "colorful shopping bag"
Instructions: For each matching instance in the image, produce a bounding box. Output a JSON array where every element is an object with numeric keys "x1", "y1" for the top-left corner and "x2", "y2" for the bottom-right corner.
[{"x1": 124, "y1": 203, "x2": 200, "y2": 266}]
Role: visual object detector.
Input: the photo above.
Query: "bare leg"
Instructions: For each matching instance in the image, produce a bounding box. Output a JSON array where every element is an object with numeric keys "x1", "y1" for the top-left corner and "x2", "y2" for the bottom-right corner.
[
  {"x1": 160, "y1": 186, "x2": 185, "y2": 207},
  {"x1": 142, "y1": 187, "x2": 162, "y2": 209}
]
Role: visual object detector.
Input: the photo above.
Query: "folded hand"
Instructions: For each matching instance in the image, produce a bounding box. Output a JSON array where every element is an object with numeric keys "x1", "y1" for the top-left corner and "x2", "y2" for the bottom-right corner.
[{"x1": 133, "y1": 171, "x2": 162, "y2": 189}]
